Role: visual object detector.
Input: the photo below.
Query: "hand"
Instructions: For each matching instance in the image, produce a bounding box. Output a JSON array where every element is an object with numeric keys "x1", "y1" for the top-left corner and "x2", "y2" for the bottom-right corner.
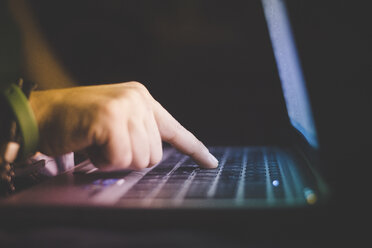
[{"x1": 29, "y1": 82, "x2": 218, "y2": 170}]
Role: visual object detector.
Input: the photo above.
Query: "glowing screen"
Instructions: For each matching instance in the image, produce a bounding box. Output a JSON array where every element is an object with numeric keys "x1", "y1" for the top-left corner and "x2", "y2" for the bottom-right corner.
[{"x1": 262, "y1": 0, "x2": 319, "y2": 148}]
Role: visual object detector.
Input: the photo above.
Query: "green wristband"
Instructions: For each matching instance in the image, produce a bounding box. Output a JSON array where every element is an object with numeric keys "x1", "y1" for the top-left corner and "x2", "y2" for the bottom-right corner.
[{"x1": 1, "y1": 83, "x2": 39, "y2": 159}]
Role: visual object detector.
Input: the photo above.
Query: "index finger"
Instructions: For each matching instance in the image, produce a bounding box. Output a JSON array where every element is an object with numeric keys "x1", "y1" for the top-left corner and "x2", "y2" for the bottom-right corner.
[{"x1": 152, "y1": 101, "x2": 218, "y2": 169}]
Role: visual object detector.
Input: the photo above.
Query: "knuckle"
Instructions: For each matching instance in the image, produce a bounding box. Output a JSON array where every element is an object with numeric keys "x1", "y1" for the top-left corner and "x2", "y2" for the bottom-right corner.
[
  {"x1": 125, "y1": 88, "x2": 150, "y2": 108},
  {"x1": 167, "y1": 130, "x2": 179, "y2": 143},
  {"x1": 167, "y1": 122, "x2": 183, "y2": 142},
  {"x1": 97, "y1": 98, "x2": 120, "y2": 120},
  {"x1": 150, "y1": 148, "x2": 163, "y2": 167},
  {"x1": 128, "y1": 81, "x2": 143, "y2": 88},
  {"x1": 109, "y1": 152, "x2": 132, "y2": 169},
  {"x1": 132, "y1": 160, "x2": 149, "y2": 170},
  {"x1": 121, "y1": 153, "x2": 133, "y2": 168},
  {"x1": 128, "y1": 81, "x2": 149, "y2": 94},
  {"x1": 186, "y1": 139, "x2": 204, "y2": 157},
  {"x1": 130, "y1": 153, "x2": 150, "y2": 170},
  {"x1": 123, "y1": 82, "x2": 153, "y2": 107}
]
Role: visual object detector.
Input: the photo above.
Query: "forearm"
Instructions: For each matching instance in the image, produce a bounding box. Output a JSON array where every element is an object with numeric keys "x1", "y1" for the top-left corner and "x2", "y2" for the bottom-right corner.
[{"x1": 8, "y1": 0, "x2": 75, "y2": 89}]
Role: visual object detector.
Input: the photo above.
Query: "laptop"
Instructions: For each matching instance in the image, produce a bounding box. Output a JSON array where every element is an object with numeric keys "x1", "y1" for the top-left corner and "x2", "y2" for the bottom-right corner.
[{"x1": 0, "y1": 0, "x2": 331, "y2": 217}]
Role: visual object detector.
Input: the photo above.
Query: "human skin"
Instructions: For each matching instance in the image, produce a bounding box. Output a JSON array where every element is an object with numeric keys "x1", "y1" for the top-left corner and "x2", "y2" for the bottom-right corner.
[{"x1": 29, "y1": 82, "x2": 219, "y2": 170}]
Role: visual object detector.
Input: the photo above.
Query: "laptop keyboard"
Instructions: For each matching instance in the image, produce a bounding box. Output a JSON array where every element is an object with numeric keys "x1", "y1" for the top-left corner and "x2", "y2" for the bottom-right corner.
[{"x1": 121, "y1": 147, "x2": 286, "y2": 201}]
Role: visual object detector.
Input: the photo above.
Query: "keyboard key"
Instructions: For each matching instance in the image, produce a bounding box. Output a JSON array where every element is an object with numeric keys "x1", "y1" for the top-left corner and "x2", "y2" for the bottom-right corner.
[
  {"x1": 245, "y1": 183, "x2": 266, "y2": 199},
  {"x1": 185, "y1": 183, "x2": 211, "y2": 198},
  {"x1": 214, "y1": 183, "x2": 238, "y2": 199},
  {"x1": 155, "y1": 183, "x2": 182, "y2": 199}
]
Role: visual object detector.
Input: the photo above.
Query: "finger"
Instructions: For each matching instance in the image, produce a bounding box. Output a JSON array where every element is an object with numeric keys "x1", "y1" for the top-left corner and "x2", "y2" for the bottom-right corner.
[
  {"x1": 88, "y1": 123, "x2": 132, "y2": 170},
  {"x1": 145, "y1": 113, "x2": 163, "y2": 167},
  {"x1": 128, "y1": 119, "x2": 150, "y2": 170},
  {"x1": 152, "y1": 101, "x2": 218, "y2": 169}
]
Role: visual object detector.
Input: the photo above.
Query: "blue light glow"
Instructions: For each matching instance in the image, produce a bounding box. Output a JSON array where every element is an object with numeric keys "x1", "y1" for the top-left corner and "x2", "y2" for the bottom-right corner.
[
  {"x1": 92, "y1": 179, "x2": 119, "y2": 186},
  {"x1": 272, "y1": 180, "x2": 280, "y2": 187}
]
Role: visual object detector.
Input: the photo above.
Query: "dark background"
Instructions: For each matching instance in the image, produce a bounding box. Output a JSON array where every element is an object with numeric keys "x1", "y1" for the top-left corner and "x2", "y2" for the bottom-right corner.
[
  {"x1": 3, "y1": 0, "x2": 370, "y2": 246},
  {"x1": 29, "y1": 0, "x2": 290, "y2": 147}
]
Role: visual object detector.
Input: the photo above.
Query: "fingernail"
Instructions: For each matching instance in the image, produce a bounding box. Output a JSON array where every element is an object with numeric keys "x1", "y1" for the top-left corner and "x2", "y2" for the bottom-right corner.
[{"x1": 208, "y1": 153, "x2": 219, "y2": 168}]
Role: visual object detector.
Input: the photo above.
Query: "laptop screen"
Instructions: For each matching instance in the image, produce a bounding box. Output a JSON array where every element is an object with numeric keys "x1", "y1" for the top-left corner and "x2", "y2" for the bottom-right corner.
[{"x1": 262, "y1": 0, "x2": 319, "y2": 148}]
